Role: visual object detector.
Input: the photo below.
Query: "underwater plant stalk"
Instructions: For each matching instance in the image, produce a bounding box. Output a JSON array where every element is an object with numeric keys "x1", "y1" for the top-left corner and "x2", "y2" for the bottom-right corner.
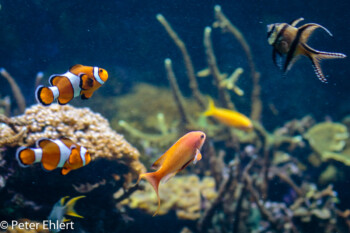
[
  {"x1": 203, "y1": 27, "x2": 235, "y2": 110},
  {"x1": 213, "y1": 5, "x2": 262, "y2": 121},
  {"x1": 164, "y1": 58, "x2": 191, "y2": 126},
  {"x1": 0, "y1": 68, "x2": 26, "y2": 114},
  {"x1": 156, "y1": 14, "x2": 206, "y2": 109}
]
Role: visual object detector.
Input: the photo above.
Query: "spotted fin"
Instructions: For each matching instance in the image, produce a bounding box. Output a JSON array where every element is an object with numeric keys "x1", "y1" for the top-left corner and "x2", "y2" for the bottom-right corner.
[
  {"x1": 301, "y1": 43, "x2": 346, "y2": 83},
  {"x1": 79, "y1": 74, "x2": 94, "y2": 90}
]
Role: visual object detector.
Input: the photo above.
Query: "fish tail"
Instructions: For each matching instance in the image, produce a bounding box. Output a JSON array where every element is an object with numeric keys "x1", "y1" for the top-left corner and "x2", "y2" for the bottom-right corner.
[
  {"x1": 35, "y1": 85, "x2": 59, "y2": 106},
  {"x1": 138, "y1": 172, "x2": 161, "y2": 216},
  {"x1": 202, "y1": 96, "x2": 216, "y2": 116},
  {"x1": 16, "y1": 147, "x2": 37, "y2": 167},
  {"x1": 300, "y1": 43, "x2": 346, "y2": 83},
  {"x1": 64, "y1": 196, "x2": 85, "y2": 218}
]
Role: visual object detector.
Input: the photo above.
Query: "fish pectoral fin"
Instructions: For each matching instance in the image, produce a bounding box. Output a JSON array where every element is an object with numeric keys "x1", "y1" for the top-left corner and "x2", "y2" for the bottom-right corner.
[
  {"x1": 179, "y1": 158, "x2": 194, "y2": 171},
  {"x1": 193, "y1": 149, "x2": 202, "y2": 165},
  {"x1": 290, "y1": 17, "x2": 304, "y2": 27},
  {"x1": 272, "y1": 48, "x2": 284, "y2": 70},
  {"x1": 69, "y1": 148, "x2": 81, "y2": 165},
  {"x1": 65, "y1": 196, "x2": 85, "y2": 218},
  {"x1": 79, "y1": 74, "x2": 94, "y2": 90},
  {"x1": 161, "y1": 171, "x2": 177, "y2": 184},
  {"x1": 81, "y1": 91, "x2": 94, "y2": 100},
  {"x1": 61, "y1": 167, "x2": 71, "y2": 175},
  {"x1": 151, "y1": 153, "x2": 168, "y2": 170}
]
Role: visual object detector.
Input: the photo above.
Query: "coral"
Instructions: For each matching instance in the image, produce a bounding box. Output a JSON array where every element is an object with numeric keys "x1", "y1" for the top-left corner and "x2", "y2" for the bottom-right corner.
[
  {"x1": 0, "y1": 104, "x2": 145, "y2": 181},
  {"x1": 304, "y1": 122, "x2": 349, "y2": 164},
  {"x1": 0, "y1": 68, "x2": 26, "y2": 114},
  {"x1": 119, "y1": 175, "x2": 217, "y2": 220}
]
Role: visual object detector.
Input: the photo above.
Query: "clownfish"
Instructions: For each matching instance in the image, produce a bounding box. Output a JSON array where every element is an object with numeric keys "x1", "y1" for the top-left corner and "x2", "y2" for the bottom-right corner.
[
  {"x1": 16, "y1": 137, "x2": 91, "y2": 175},
  {"x1": 203, "y1": 97, "x2": 253, "y2": 131},
  {"x1": 48, "y1": 196, "x2": 85, "y2": 233},
  {"x1": 267, "y1": 18, "x2": 346, "y2": 83},
  {"x1": 138, "y1": 131, "x2": 206, "y2": 216},
  {"x1": 36, "y1": 64, "x2": 108, "y2": 106}
]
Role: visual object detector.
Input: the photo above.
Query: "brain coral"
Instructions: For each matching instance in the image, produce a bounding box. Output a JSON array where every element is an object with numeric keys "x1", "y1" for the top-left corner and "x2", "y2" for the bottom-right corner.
[{"x1": 0, "y1": 104, "x2": 145, "y2": 180}]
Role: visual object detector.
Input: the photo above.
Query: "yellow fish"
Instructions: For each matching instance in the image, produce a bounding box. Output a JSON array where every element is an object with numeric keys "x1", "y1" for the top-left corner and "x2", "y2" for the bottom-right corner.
[
  {"x1": 203, "y1": 97, "x2": 253, "y2": 131},
  {"x1": 138, "y1": 131, "x2": 206, "y2": 216},
  {"x1": 267, "y1": 18, "x2": 346, "y2": 83}
]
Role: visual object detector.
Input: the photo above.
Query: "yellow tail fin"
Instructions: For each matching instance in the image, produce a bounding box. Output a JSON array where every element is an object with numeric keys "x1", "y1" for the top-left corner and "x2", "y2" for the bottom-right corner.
[
  {"x1": 202, "y1": 96, "x2": 216, "y2": 116},
  {"x1": 64, "y1": 196, "x2": 85, "y2": 218},
  {"x1": 138, "y1": 172, "x2": 161, "y2": 216}
]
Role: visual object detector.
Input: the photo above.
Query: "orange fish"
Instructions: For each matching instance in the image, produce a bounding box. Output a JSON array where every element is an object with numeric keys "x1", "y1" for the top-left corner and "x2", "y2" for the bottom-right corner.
[
  {"x1": 16, "y1": 137, "x2": 91, "y2": 175},
  {"x1": 36, "y1": 64, "x2": 108, "y2": 106},
  {"x1": 267, "y1": 18, "x2": 346, "y2": 83},
  {"x1": 203, "y1": 97, "x2": 253, "y2": 131},
  {"x1": 138, "y1": 131, "x2": 206, "y2": 216}
]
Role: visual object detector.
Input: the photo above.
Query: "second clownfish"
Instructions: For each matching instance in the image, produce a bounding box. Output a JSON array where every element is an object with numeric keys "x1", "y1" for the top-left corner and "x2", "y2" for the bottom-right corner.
[{"x1": 36, "y1": 64, "x2": 108, "y2": 106}]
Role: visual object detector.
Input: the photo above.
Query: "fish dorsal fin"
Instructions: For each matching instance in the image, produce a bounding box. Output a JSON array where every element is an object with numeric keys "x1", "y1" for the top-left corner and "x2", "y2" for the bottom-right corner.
[
  {"x1": 193, "y1": 149, "x2": 202, "y2": 165},
  {"x1": 49, "y1": 75, "x2": 64, "y2": 86},
  {"x1": 59, "y1": 137, "x2": 75, "y2": 148},
  {"x1": 161, "y1": 171, "x2": 177, "y2": 184},
  {"x1": 65, "y1": 196, "x2": 85, "y2": 218},
  {"x1": 79, "y1": 74, "x2": 94, "y2": 90},
  {"x1": 69, "y1": 64, "x2": 84, "y2": 72},
  {"x1": 151, "y1": 153, "x2": 168, "y2": 170},
  {"x1": 36, "y1": 138, "x2": 52, "y2": 148},
  {"x1": 290, "y1": 17, "x2": 304, "y2": 27},
  {"x1": 298, "y1": 23, "x2": 332, "y2": 44}
]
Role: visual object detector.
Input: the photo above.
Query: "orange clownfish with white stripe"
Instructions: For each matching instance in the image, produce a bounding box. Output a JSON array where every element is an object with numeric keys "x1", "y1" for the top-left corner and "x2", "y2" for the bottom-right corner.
[
  {"x1": 138, "y1": 131, "x2": 206, "y2": 216},
  {"x1": 267, "y1": 18, "x2": 346, "y2": 83},
  {"x1": 36, "y1": 64, "x2": 108, "y2": 106},
  {"x1": 16, "y1": 137, "x2": 91, "y2": 175}
]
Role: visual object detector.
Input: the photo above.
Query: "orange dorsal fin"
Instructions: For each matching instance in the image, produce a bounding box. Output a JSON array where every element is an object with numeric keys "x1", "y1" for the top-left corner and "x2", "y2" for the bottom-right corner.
[
  {"x1": 37, "y1": 138, "x2": 52, "y2": 148},
  {"x1": 69, "y1": 64, "x2": 84, "y2": 72},
  {"x1": 151, "y1": 153, "x2": 168, "y2": 170},
  {"x1": 138, "y1": 172, "x2": 161, "y2": 216}
]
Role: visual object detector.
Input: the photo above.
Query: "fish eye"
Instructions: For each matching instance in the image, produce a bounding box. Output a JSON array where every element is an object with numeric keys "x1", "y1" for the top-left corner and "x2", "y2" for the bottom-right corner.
[
  {"x1": 200, "y1": 134, "x2": 205, "y2": 139},
  {"x1": 99, "y1": 69, "x2": 103, "y2": 73}
]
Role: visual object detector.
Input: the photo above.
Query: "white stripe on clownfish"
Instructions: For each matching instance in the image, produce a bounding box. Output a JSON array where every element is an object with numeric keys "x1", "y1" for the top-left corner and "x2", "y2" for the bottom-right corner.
[
  {"x1": 33, "y1": 148, "x2": 43, "y2": 163},
  {"x1": 53, "y1": 139, "x2": 72, "y2": 168},
  {"x1": 93, "y1": 67, "x2": 105, "y2": 85},
  {"x1": 49, "y1": 72, "x2": 81, "y2": 97},
  {"x1": 48, "y1": 86, "x2": 60, "y2": 100},
  {"x1": 80, "y1": 147, "x2": 87, "y2": 166}
]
